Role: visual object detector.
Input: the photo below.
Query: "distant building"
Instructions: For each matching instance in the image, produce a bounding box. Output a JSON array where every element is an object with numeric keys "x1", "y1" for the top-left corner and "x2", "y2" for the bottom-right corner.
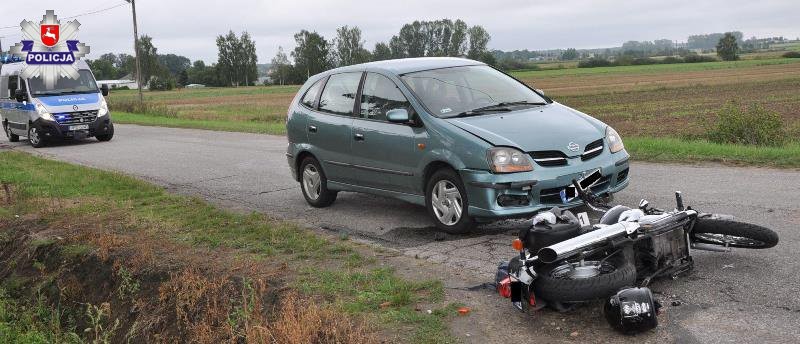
[
  {"x1": 186, "y1": 84, "x2": 206, "y2": 89},
  {"x1": 97, "y1": 79, "x2": 139, "y2": 89}
]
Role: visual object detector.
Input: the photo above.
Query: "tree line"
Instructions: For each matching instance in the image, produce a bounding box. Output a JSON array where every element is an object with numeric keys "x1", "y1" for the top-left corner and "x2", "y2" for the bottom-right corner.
[
  {"x1": 88, "y1": 31, "x2": 258, "y2": 90},
  {"x1": 269, "y1": 19, "x2": 494, "y2": 85}
]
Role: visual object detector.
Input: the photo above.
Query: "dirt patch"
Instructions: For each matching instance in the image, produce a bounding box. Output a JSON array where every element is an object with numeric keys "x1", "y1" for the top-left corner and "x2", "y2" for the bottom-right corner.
[{"x1": 0, "y1": 215, "x2": 376, "y2": 343}]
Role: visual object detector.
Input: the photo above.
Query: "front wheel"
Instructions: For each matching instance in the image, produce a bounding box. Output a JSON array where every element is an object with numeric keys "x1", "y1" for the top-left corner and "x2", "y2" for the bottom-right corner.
[
  {"x1": 425, "y1": 169, "x2": 474, "y2": 234},
  {"x1": 691, "y1": 219, "x2": 778, "y2": 249},
  {"x1": 299, "y1": 157, "x2": 337, "y2": 207},
  {"x1": 96, "y1": 122, "x2": 114, "y2": 142},
  {"x1": 28, "y1": 125, "x2": 46, "y2": 148}
]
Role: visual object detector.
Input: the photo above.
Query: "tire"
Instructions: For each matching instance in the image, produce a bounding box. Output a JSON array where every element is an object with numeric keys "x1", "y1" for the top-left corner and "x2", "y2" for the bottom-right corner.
[
  {"x1": 425, "y1": 168, "x2": 474, "y2": 234},
  {"x1": 96, "y1": 122, "x2": 114, "y2": 142},
  {"x1": 28, "y1": 124, "x2": 46, "y2": 148},
  {"x1": 534, "y1": 255, "x2": 637, "y2": 302},
  {"x1": 4, "y1": 122, "x2": 19, "y2": 142},
  {"x1": 691, "y1": 219, "x2": 778, "y2": 249},
  {"x1": 599, "y1": 205, "x2": 631, "y2": 225},
  {"x1": 299, "y1": 156, "x2": 337, "y2": 207}
]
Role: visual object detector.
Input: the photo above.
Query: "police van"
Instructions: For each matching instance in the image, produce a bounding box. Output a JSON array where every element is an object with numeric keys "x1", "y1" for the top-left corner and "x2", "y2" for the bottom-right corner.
[{"x1": 0, "y1": 59, "x2": 114, "y2": 148}]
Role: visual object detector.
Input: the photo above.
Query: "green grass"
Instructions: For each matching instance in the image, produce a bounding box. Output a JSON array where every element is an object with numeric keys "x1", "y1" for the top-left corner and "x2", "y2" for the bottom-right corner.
[
  {"x1": 626, "y1": 137, "x2": 800, "y2": 167},
  {"x1": 509, "y1": 57, "x2": 800, "y2": 78},
  {"x1": 0, "y1": 151, "x2": 455, "y2": 342},
  {"x1": 0, "y1": 288, "x2": 82, "y2": 344},
  {"x1": 114, "y1": 112, "x2": 286, "y2": 135}
]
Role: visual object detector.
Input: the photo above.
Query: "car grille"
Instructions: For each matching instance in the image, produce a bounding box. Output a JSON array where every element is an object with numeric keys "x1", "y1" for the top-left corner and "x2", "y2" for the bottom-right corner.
[
  {"x1": 581, "y1": 139, "x2": 604, "y2": 161},
  {"x1": 539, "y1": 174, "x2": 612, "y2": 204},
  {"x1": 55, "y1": 110, "x2": 98, "y2": 125},
  {"x1": 530, "y1": 151, "x2": 568, "y2": 167}
]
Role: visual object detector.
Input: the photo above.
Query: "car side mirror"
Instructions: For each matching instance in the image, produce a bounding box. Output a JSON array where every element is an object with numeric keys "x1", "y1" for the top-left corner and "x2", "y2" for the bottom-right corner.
[
  {"x1": 101, "y1": 84, "x2": 109, "y2": 96},
  {"x1": 14, "y1": 89, "x2": 27, "y2": 102},
  {"x1": 386, "y1": 108, "x2": 410, "y2": 123}
]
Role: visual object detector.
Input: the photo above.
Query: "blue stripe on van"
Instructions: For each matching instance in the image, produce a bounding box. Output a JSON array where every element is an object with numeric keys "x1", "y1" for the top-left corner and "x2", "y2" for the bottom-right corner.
[{"x1": 35, "y1": 93, "x2": 100, "y2": 107}]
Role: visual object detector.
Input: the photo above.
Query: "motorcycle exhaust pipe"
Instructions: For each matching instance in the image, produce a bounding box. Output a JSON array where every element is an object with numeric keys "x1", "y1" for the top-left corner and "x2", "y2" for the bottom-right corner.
[
  {"x1": 690, "y1": 242, "x2": 731, "y2": 252},
  {"x1": 537, "y1": 222, "x2": 639, "y2": 263}
]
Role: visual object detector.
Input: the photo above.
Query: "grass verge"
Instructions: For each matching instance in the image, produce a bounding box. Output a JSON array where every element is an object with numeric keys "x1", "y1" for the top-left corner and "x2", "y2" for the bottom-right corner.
[
  {"x1": 0, "y1": 151, "x2": 457, "y2": 343},
  {"x1": 626, "y1": 137, "x2": 800, "y2": 168},
  {"x1": 113, "y1": 112, "x2": 286, "y2": 135}
]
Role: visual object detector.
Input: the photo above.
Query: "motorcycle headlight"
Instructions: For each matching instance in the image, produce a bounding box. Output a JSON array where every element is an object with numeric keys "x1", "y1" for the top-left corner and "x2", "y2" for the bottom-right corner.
[
  {"x1": 36, "y1": 103, "x2": 55, "y2": 121},
  {"x1": 606, "y1": 126, "x2": 624, "y2": 153},
  {"x1": 487, "y1": 147, "x2": 533, "y2": 173},
  {"x1": 98, "y1": 99, "x2": 109, "y2": 117}
]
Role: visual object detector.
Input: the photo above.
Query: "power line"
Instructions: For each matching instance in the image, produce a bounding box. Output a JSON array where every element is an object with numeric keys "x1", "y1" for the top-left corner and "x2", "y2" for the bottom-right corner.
[{"x1": 0, "y1": 2, "x2": 128, "y2": 31}]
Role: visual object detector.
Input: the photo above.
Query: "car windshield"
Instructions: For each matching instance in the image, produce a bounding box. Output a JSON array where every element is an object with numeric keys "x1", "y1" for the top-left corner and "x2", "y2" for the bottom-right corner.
[
  {"x1": 27, "y1": 69, "x2": 99, "y2": 96},
  {"x1": 401, "y1": 65, "x2": 548, "y2": 118}
]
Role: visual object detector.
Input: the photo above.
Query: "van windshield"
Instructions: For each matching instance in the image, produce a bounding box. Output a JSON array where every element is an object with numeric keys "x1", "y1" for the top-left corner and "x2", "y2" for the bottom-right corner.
[
  {"x1": 27, "y1": 70, "x2": 99, "y2": 96},
  {"x1": 401, "y1": 65, "x2": 548, "y2": 118}
]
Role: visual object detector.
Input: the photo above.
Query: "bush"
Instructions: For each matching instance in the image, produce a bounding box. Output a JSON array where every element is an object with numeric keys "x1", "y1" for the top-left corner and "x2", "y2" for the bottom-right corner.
[
  {"x1": 631, "y1": 57, "x2": 657, "y2": 65},
  {"x1": 578, "y1": 58, "x2": 613, "y2": 68},
  {"x1": 148, "y1": 75, "x2": 176, "y2": 91},
  {"x1": 497, "y1": 59, "x2": 541, "y2": 71},
  {"x1": 783, "y1": 51, "x2": 800, "y2": 58},
  {"x1": 706, "y1": 101, "x2": 787, "y2": 146},
  {"x1": 661, "y1": 56, "x2": 684, "y2": 64},
  {"x1": 683, "y1": 53, "x2": 717, "y2": 63}
]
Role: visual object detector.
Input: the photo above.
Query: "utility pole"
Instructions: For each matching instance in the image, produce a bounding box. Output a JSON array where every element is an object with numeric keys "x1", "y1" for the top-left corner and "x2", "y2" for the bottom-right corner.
[{"x1": 125, "y1": 0, "x2": 143, "y2": 103}]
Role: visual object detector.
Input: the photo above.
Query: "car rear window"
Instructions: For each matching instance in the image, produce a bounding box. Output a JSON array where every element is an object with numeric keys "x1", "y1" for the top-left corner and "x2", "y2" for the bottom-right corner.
[{"x1": 318, "y1": 72, "x2": 361, "y2": 116}]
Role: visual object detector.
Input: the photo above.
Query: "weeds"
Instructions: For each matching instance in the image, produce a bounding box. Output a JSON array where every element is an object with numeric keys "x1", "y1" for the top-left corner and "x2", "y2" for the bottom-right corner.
[
  {"x1": 705, "y1": 101, "x2": 787, "y2": 146},
  {"x1": 115, "y1": 267, "x2": 140, "y2": 302},
  {"x1": 84, "y1": 302, "x2": 120, "y2": 344},
  {"x1": 107, "y1": 99, "x2": 177, "y2": 117}
]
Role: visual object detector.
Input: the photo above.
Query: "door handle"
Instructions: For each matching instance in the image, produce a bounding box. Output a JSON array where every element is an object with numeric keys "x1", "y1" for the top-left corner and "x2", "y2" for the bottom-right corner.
[
  {"x1": 308, "y1": 125, "x2": 317, "y2": 133},
  {"x1": 354, "y1": 133, "x2": 365, "y2": 141}
]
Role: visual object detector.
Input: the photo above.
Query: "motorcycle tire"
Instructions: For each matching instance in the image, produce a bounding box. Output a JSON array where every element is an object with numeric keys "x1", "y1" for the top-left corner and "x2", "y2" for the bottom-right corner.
[
  {"x1": 691, "y1": 219, "x2": 778, "y2": 249},
  {"x1": 533, "y1": 255, "x2": 636, "y2": 303}
]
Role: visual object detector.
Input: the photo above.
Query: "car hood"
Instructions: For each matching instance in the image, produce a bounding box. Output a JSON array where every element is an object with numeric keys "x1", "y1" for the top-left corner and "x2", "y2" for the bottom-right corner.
[
  {"x1": 445, "y1": 103, "x2": 605, "y2": 156},
  {"x1": 35, "y1": 92, "x2": 101, "y2": 113}
]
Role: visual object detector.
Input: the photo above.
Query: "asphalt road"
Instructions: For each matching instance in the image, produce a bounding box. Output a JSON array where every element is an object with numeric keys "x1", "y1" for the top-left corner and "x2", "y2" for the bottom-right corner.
[{"x1": 6, "y1": 124, "x2": 800, "y2": 343}]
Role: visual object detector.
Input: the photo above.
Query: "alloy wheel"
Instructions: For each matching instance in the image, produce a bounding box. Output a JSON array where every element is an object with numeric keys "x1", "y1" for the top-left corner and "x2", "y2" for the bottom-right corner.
[
  {"x1": 302, "y1": 164, "x2": 322, "y2": 201},
  {"x1": 431, "y1": 180, "x2": 463, "y2": 225},
  {"x1": 29, "y1": 127, "x2": 40, "y2": 145}
]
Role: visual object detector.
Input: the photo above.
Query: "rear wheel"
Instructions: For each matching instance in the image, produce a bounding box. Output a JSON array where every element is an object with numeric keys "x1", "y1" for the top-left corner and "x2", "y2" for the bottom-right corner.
[
  {"x1": 425, "y1": 169, "x2": 474, "y2": 234},
  {"x1": 691, "y1": 219, "x2": 778, "y2": 249},
  {"x1": 4, "y1": 122, "x2": 19, "y2": 142},
  {"x1": 533, "y1": 255, "x2": 636, "y2": 302},
  {"x1": 299, "y1": 157, "x2": 337, "y2": 207},
  {"x1": 28, "y1": 125, "x2": 46, "y2": 148}
]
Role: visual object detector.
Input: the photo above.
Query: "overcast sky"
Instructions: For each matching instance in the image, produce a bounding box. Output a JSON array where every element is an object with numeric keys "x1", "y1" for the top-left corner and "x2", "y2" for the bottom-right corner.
[{"x1": 1, "y1": 0, "x2": 798, "y2": 64}]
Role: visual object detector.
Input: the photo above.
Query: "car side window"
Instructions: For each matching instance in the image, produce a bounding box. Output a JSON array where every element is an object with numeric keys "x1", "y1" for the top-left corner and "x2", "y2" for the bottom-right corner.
[
  {"x1": 359, "y1": 73, "x2": 413, "y2": 122},
  {"x1": 301, "y1": 78, "x2": 324, "y2": 109},
  {"x1": 318, "y1": 72, "x2": 361, "y2": 116}
]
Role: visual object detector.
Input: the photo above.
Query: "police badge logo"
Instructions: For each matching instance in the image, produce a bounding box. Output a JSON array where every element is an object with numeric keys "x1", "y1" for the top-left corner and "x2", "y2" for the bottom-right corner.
[{"x1": 10, "y1": 10, "x2": 90, "y2": 89}]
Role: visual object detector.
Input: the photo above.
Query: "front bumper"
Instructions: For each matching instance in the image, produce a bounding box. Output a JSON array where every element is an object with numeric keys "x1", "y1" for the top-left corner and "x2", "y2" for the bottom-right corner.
[
  {"x1": 34, "y1": 116, "x2": 113, "y2": 140},
  {"x1": 460, "y1": 151, "x2": 630, "y2": 218}
]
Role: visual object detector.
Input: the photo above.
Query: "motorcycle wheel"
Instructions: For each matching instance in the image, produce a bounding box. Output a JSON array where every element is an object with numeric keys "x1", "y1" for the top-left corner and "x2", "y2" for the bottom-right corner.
[
  {"x1": 691, "y1": 219, "x2": 778, "y2": 249},
  {"x1": 533, "y1": 255, "x2": 636, "y2": 303}
]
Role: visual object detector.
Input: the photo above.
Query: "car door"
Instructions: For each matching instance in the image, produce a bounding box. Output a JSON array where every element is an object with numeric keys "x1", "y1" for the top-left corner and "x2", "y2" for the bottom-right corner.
[
  {"x1": 306, "y1": 72, "x2": 362, "y2": 185},
  {"x1": 351, "y1": 72, "x2": 424, "y2": 194},
  {"x1": 5, "y1": 76, "x2": 22, "y2": 132}
]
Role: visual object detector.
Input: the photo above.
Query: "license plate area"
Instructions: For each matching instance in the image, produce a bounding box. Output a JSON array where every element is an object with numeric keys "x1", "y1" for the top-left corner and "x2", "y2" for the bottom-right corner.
[
  {"x1": 561, "y1": 169, "x2": 602, "y2": 201},
  {"x1": 68, "y1": 124, "x2": 89, "y2": 131}
]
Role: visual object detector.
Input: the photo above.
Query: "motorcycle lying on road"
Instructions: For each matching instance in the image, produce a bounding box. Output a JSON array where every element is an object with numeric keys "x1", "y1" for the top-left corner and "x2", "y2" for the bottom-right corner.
[{"x1": 498, "y1": 172, "x2": 779, "y2": 320}]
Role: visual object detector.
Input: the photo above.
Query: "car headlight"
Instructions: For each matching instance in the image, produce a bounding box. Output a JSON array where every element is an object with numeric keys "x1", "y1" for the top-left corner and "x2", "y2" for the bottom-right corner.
[
  {"x1": 98, "y1": 99, "x2": 109, "y2": 117},
  {"x1": 36, "y1": 103, "x2": 55, "y2": 121},
  {"x1": 606, "y1": 126, "x2": 624, "y2": 153},
  {"x1": 487, "y1": 147, "x2": 533, "y2": 173}
]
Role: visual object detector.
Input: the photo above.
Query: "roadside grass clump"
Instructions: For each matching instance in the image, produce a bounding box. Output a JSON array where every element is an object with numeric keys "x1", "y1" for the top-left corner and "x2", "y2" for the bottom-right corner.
[
  {"x1": 107, "y1": 99, "x2": 177, "y2": 118},
  {"x1": 704, "y1": 101, "x2": 787, "y2": 146},
  {"x1": 0, "y1": 288, "x2": 82, "y2": 343},
  {"x1": 783, "y1": 51, "x2": 800, "y2": 58}
]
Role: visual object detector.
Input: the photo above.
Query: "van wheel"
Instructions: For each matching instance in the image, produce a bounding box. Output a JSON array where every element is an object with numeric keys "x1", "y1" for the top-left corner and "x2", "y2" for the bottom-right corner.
[
  {"x1": 299, "y1": 157, "x2": 337, "y2": 207},
  {"x1": 96, "y1": 122, "x2": 114, "y2": 142},
  {"x1": 28, "y1": 125, "x2": 46, "y2": 148},
  {"x1": 426, "y1": 168, "x2": 474, "y2": 234},
  {"x1": 4, "y1": 123, "x2": 19, "y2": 142}
]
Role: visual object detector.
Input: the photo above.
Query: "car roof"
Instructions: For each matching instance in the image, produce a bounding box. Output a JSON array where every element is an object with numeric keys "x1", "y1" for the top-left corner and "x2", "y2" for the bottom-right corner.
[
  {"x1": 1, "y1": 60, "x2": 91, "y2": 77},
  {"x1": 325, "y1": 57, "x2": 485, "y2": 77}
]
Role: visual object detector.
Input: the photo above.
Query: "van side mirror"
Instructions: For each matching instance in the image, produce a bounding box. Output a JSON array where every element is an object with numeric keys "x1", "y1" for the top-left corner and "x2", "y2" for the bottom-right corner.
[
  {"x1": 14, "y1": 89, "x2": 27, "y2": 102},
  {"x1": 386, "y1": 108, "x2": 410, "y2": 123},
  {"x1": 101, "y1": 84, "x2": 109, "y2": 96}
]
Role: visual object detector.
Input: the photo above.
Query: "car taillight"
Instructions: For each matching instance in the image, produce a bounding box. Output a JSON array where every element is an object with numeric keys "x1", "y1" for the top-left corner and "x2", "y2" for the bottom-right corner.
[{"x1": 498, "y1": 276, "x2": 512, "y2": 298}]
